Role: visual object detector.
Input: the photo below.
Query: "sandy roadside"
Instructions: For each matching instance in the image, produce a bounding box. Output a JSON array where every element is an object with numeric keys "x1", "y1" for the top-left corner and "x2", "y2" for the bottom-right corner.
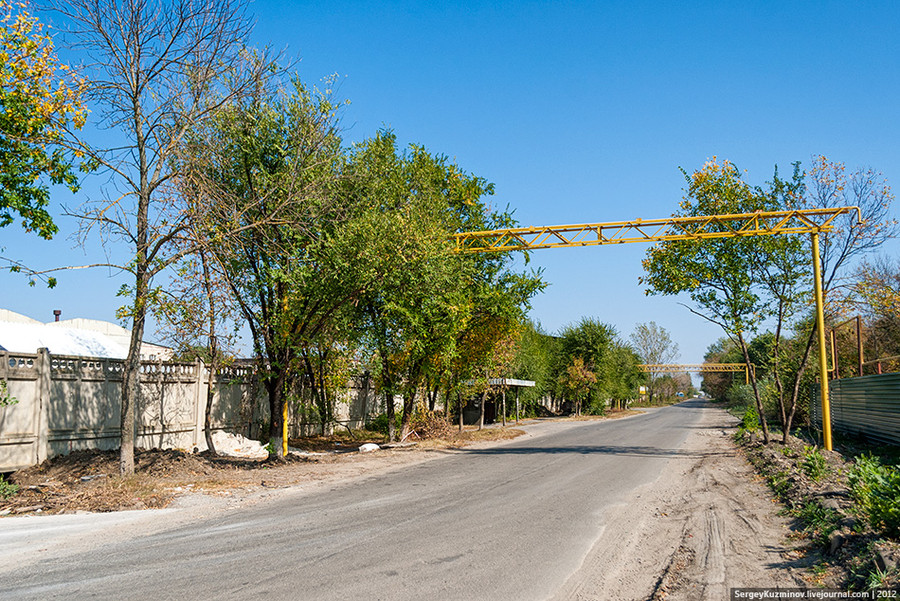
[{"x1": 552, "y1": 402, "x2": 807, "y2": 601}]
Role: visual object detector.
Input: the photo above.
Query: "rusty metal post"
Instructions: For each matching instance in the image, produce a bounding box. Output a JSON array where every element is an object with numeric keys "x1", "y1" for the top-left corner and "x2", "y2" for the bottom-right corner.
[
  {"x1": 857, "y1": 315, "x2": 863, "y2": 377},
  {"x1": 831, "y1": 329, "x2": 839, "y2": 379}
]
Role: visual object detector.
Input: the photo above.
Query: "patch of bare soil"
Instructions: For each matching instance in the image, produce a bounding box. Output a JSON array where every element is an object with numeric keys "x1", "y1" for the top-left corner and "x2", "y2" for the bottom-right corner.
[
  {"x1": 0, "y1": 428, "x2": 525, "y2": 516},
  {"x1": 553, "y1": 403, "x2": 809, "y2": 601}
]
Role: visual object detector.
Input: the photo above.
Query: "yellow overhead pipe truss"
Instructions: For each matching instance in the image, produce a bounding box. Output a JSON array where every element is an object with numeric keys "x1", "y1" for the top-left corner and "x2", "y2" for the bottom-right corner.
[
  {"x1": 456, "y1": 207, "x2": 863, "y2": 450},
  {"x1": 639, "y1": 363, "x2": 754, "y2": 385},
  {"x1": 454, "y1": 208, "x2": 855, "y2": 253}
]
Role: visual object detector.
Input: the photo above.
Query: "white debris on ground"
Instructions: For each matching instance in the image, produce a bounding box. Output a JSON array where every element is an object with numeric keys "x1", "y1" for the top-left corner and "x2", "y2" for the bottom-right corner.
[
  {"x1": 358, "y1": 443, "x2": 380, "y2": 453},
  {"x1": 194, "y1": 431, "x2": 269, "y2": 459}
]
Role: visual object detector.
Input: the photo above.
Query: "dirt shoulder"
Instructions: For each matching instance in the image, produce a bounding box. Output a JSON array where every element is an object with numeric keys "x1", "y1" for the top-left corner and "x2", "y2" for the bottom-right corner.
[{"x1": 554, "y1": 402, "x2": 810, "y2": 601}]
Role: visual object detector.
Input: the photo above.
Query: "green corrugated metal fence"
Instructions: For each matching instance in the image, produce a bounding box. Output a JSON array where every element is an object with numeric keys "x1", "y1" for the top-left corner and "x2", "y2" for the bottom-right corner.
[{"x1": 812, "y1": 373, "x2": 900, "y2": 446}]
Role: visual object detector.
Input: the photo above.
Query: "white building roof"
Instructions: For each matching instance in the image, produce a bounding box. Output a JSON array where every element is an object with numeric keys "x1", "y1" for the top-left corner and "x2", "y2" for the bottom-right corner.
[
  {"x1": 0, "y1": 309, "x2": 42, "y2": 325},
  {"x1": 0, "y1": 321, "x2": 128, "y2": 358},
  {"x1": 0, "y1": 309, "x2": 173, "y2": 360}
]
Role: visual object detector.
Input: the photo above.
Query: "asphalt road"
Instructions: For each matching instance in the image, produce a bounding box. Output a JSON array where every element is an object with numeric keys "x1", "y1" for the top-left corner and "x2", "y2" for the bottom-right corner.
[{"x1": 2, "y1": 401, "x2": 704, "y2": 600}]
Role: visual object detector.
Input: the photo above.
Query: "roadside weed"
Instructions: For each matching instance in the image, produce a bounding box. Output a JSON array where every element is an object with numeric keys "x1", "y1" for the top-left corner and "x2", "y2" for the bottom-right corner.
[
  {"x1": 0, "y1": 475, "x2": 19, "y2": 500},
  {"x1": 768, "y1": 470, "x2": 792, "y2": 497},
  {"x1": 790, "y1": 501, "x2": 841, "y2": 546},
  {"x1": 801, "y1": 446, "x2": 831, "y2": 482},
  {"x1": 849, "y1": 454, "x2": 900, "y2": 538},
  {"x1": 866, "y1": 565, "x2": 896, "y2": 591},
  {"x1": 780, "y1": 446, "x2": 797, "y2": 458}
]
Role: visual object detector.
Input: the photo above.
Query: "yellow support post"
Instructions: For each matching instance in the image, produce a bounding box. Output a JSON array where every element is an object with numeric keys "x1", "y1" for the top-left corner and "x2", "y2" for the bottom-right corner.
[
  {"x1": 811, "y1": 232, "x2": 833, "y2": 450},
  {"x1": 283, "y1": 399, "x2": 289, "y2": 456}
]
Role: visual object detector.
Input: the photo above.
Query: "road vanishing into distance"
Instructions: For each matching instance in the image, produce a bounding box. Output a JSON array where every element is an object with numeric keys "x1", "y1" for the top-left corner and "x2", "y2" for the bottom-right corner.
[{"x1": 2, "y1": 402, "x2": 706, "y2": 600}]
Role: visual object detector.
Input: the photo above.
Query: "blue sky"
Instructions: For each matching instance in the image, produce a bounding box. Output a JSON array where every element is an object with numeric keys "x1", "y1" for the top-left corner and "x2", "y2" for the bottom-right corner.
[{"x1": 2, "y1": 0, "x2": 899, "y2": 364}]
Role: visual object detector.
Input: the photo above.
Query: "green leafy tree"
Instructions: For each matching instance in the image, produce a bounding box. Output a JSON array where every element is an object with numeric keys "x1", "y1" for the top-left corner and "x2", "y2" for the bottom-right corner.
[
  {"x1": 509, "y1": 320, "x2": 557, "y2": 413},
  {"x1": 599, "y1": 341, "x2": 643, "y2": 409},
  {"x1": 350, "y1": 133, "x2": 492, "y2": 440},
  {"x1": 0, "y1": 0, "x2": 85, "y2": 283},
  {"x1": 182, "y1": 77, "x2": 352, "y2": 457},
  {"x1": 558, "y1": 356, "x2": 596, "y2": 416},
  {"x1": 642, "y1": 159, "x2": 773, "y2": 441},
  {"x1": 701, "y1": 337, "x2": 742, "y2": 400},
  {"x1": 552, "y1": 318, "x2": 618, "y2": 414}
]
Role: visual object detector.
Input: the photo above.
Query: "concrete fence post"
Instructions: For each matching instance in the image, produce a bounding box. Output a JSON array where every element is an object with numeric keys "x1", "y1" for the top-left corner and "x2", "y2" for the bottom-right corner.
[
  {"x1": 193, "y1": 358, "x2": 205, "y2": 449},
  {"x1": 36, "y1": 348, "x2": 51, "y2": 464}
]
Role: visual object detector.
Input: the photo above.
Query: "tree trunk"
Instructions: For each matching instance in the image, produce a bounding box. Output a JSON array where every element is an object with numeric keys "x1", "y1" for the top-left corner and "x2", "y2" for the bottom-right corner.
[
  {"x1": 204, "y1": 337, "x2": 217, "y2": 456},
  {"x1": 478, "y1": 389, "x2": 487, "y2": 430},
  {"x1": 784, "y1": 327, "x2": 816, "y2": 444},
  {"x1": 515, "y1": 388, "x2": 520, "y2": 424},
  {"x1": 201, "y1": 250, "x2": 217, "y2": 456},
  {"x1": 119, "y1": 263, "x2": 150, "y2": 476},
  {"x1": 360, "y1": 372, "x2": 370, "y2": 429},
  {"x1": 400, "y1": 388, "x2": 416, "y2": 441},
  {"x1": 385, "y1": 390, "x2": 396, "y2": 442},
  {"x1": 738, "y1": 332, "x2": 769, "y2": 444},
  {"x1": 266, "y1": 370, "x2": 286, "y2": 458},
  {"x1": 119, "y1": 300, "x2": 146, "y2": 476}
]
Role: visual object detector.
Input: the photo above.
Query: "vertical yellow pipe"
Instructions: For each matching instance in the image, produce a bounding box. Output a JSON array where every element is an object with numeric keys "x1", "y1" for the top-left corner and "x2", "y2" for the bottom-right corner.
[
  {"x1": 282, "y1": 400, "x2": 289, "y2": 456},
  {"x1": 811, "y1": 232, "x2": 833, "y2": 450}
]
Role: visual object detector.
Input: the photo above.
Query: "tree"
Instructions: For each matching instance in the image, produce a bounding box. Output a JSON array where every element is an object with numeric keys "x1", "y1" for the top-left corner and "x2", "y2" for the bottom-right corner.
[
  {"x1": 558, "y1": 356, "x2": 596, "y2": 416},
  {"x1": 509, "y1": 320, "x2": 557, "y2": 413},
  {"x1": 351, "y1": 133, "x2": 491, "y2": 441},
  {"x1": 598, "y1": 341, "x2": 642, "y2": 409},
  {"x1": 629, "y1": 321, "x2": 679, "y2": 404},
  {"x1": 0, "y1": 0, "x2": 85, "y2": 282},
  {"x1": 645, "y1": 156, "x2": 896, "y2": 443},
  {"x1": 553, "y1": 318, "x2": 618, "y2": 414},
  {"x1": 763, "y1": 157, "x2": 896, "y2": 440},
  {"x1": 701, "y1": 338, "x2": 741, "y2": 400},
  {"x1": 845, "y1": 256, "x2": 900, "y2": 372},
  {"x1": 181, "y1": 77, "x2": 349, "y2": 457},
  {"x1": 803, "y1": 156, "x2": 898, "y2": 291},
  {"x1": 748, "y1": 164, "x2": 809, "y2": 442},
  {"x1": 642, "y1": 159, "x2": 773, "y2": 442},
  {"x1": 52, "y1": 0, "x2": 270, "y2": 474}
]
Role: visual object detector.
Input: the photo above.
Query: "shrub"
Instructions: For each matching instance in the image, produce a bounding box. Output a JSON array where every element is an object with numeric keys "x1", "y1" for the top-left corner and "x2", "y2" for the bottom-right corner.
[
  {"x1": 739, "y1": 405, "x2": 760, "y2": 433},
  {"x1": 800, "y1": 446, "x2": 831, "y2": 482},
  {"x1": 366, "y1": 412, "x2": 401, "y2": 436},
  {"x1": 726, "y1": 383, "x2": 755, "y2": 407},
  {"x1": 0, "y1": 476, "x2": 18, "y2": 500},
  {"x1": 849, "y1": 454, "x2": 900, "y2": 538}
]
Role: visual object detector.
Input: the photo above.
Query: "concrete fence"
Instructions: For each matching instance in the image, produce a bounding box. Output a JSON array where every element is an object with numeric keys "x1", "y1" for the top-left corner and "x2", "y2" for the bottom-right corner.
[
  {"x1": 0, "y1": 350, "x2": 381, "y2": 472},
  {"x1": 811, "y1": 373, "x2": 900, "y2": 446}
]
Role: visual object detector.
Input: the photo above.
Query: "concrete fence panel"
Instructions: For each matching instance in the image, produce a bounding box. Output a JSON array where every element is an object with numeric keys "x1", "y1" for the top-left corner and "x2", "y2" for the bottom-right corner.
[
  {"x1": 0, "y1": 350, "x2": 270, "y2": 471},
  {"x1": 0, "y1": 352, "x2": 43, "y2": 469}
]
